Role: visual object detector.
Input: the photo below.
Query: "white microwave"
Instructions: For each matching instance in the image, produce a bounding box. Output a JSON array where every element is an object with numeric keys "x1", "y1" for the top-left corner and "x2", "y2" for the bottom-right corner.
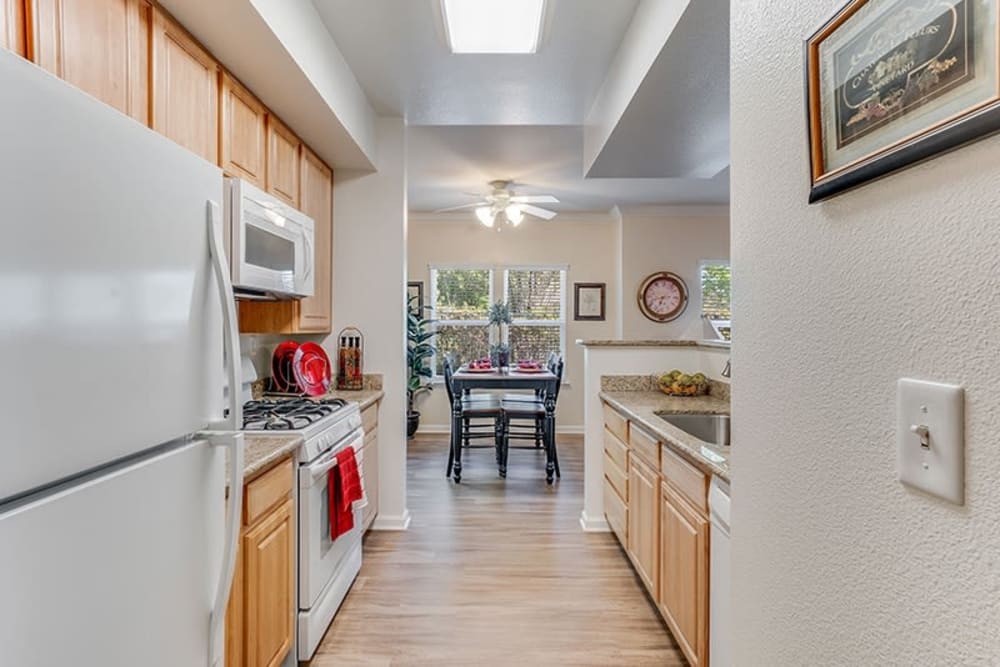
[{"x1": 225, "y1": 178, "x2": 315, "y2": 299}]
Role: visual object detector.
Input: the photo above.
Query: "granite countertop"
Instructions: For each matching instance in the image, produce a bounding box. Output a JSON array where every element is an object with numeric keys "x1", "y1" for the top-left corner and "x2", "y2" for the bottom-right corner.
[
  {"x1": 577, "y1": 339, "x2": 731, "y2": 350},
  {"x1": 599, "y1": 390, "x2": 732, "y2": 481},
  {"x1": 228, "y1": 433, "x2": 302, "y2": 483},
  {"x1": 323, "y1": 388, "x2": 383, "y2": 411}
]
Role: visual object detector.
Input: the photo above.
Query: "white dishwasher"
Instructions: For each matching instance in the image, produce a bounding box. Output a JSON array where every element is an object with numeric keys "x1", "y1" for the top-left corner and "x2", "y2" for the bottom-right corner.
[{"x1": 709, "y1": 475, "x2": 731, "y2": 667}]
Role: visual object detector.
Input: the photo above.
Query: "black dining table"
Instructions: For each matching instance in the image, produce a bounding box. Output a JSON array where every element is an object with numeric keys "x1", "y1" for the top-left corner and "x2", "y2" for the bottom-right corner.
[{"x1": 449, "y1": 366, "x2": 559, "y2": 484}]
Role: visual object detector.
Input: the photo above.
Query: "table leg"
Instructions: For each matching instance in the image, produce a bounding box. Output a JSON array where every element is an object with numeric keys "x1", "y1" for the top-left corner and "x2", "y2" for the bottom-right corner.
[
  {"x1": 544, "y1": 390, "x2": 556, "y2": 485},
  {"x1": 451, "y1": 394, "x2": 463, "y2": 483}
]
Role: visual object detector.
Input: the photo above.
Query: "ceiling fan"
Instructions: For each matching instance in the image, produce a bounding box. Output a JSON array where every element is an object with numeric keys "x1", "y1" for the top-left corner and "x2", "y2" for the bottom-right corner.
[{"x1": 434, "y1": 180, "x2": 559, "y2": 227}]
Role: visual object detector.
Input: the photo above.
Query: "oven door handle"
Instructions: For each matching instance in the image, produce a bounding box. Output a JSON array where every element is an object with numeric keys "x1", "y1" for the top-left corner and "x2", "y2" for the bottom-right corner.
[{"x1": 302, "y1": 441, "x2": 362, "y2": 488}]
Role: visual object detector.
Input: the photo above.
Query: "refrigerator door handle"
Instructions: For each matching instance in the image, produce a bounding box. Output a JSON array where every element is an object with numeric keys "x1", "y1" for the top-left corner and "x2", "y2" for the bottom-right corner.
[
  {"x1": 207, "y1": 200, "x2": 242, "y2": 432},
  {"x1": 204, "y1": 200, "x2": 245, "y2": 667},
  {"x1": 202, "y1": 431, "x2": 244, "y2": 667}
]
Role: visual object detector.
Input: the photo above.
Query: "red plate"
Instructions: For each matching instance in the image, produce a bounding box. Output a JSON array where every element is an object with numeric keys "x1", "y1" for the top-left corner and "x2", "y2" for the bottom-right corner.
[
  {"x1": 271, "y1": 341, "x2": 300, "y2": 392},
  {"x1": 512, "y1": 367, "x2": 546, "y2": 374},
  {"x1": 463, "y1": 366, "x2": 496, "y2": 373},
  {"x1": 293, "y1": 342, "x2": 332, "y2": 396}
]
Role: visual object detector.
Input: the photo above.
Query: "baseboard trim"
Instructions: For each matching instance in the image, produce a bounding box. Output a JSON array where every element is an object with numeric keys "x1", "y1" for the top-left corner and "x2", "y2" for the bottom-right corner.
[
  {"x1": 580, "y1": 511, "x2": 610, "y2": 532},
  {"x1": 417, "y1": 424, "x2": 584, "y2": 435},
  {"x1": 371, "y1": 509, "x2": 411, "y2": 531}
]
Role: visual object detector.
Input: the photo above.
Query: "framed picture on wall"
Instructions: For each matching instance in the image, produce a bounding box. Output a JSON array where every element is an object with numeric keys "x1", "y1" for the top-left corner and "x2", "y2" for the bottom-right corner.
[
  {"x1": 407, "y1": 281, "x2": 424, "y2": 311},
  {"x1": 805, "y1": 0, "x2": 1000, "y2": 203},
  {"x1": 574, "y1": 283, "x2": 606, "y2": 321}
]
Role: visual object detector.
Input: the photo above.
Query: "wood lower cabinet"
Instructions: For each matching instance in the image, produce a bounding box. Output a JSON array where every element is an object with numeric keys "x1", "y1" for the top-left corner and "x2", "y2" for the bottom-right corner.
[
  {"x1": 361, "y1": 427, "x2": 378, "y2": 531},
  {"x1": 602, "y1": 400, "x2": 712, "y2": 666},
  {"x1": 220, "y1": 71, "x2": 266, "y2": 186},
  {"x1": 244, "y1": 497, "x2": 295, "y2": 667},
  {"x1": 27, "y1": 0, "x2": 149, "y2": 123},
  {"x1": 659, "y1": 481, "x2": 709, "y2": 667},
  {"x1": 265, "y1": 115, "x2": 300, "y2": 207},
  {"x1": 226, "y1": 456, "x2": 295, "y2": 667},
  {"x1": 626, "y1": 454, "x2": 659, "y2": 593},
  {"x1": 151, "y1": 7, "x2": 218, "y2": 164},
  {"x1": 1, "y1": 0, "x2": 25, "y2": 55}
]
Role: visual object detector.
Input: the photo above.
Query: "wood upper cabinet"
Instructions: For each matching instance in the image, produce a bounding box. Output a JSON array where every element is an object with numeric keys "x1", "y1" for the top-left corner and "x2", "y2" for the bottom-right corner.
[
  {"x1": 28, "y1": 0, "x2": 150, "y2": 123},
  {"x1": 627, "y1": 454, "x2": 659, "y2": 594},
  {"x1": 297, "y1": 145, "x2": 333, "y2": 332},
  {"x1": 244, "y1": 497, "x2": 295, "y2": 667},
  {"x1": 220, "y1": 71, "x2": 266, "y2": 186},
  {"x1": 265, "y1": 115, "x2": 300, "y2": 207},
  {"x1": 659, "y1": 482, "x2": 709, "y2": 667},
  {"x1": 151, "y1": 7, "x2": 218, "y2": 163},
  {"x1": 1, "y1": 0, "x2": 26, "y2": 56}
]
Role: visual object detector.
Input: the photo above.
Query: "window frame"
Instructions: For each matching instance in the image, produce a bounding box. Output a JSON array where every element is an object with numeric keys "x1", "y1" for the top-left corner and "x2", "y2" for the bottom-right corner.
[
  {"x1": 698, "y1": 259, "x2": 731, "y2": 341},
  {"x1": 429, "y1": 264, "x2": 495, "y2": 376},
  {"x1": 502, "y1": 265, "x2": 567, "y2": 365}
]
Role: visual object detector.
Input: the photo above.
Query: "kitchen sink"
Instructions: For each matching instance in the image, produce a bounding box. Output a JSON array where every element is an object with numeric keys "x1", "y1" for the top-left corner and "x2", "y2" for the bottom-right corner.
[{"x1": 657, "y1": 413, "x2": 731, "y2": 447}]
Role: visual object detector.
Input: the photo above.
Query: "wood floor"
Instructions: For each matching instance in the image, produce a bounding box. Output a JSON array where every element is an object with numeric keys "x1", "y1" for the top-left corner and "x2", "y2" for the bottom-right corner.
[{"x1": 307, "y1": 434, "x2": 686, "y2": 666}]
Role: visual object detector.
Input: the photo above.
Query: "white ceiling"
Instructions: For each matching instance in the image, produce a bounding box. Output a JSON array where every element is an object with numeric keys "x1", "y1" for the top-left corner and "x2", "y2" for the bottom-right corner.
[
  {"x1": 311, "y1": 0, "x2": 730, "y2": 211},
  {"x1": 311, "y1": 0, "x2": 639, "y2": 124},
  {"x1": 407, "y1": 125, "x2": 729, "y2": 212}
]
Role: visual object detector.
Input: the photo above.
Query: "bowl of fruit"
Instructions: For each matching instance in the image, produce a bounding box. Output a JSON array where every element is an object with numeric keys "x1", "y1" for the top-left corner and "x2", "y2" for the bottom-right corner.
[{"x1": 658, "y1": 370, "x2": 709, "y2": 396}]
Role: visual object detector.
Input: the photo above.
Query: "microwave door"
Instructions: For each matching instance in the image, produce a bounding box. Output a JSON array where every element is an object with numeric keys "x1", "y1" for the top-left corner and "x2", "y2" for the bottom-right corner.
[{"x1": 237, "y1": 204, "x2": 299, "y2": 294}]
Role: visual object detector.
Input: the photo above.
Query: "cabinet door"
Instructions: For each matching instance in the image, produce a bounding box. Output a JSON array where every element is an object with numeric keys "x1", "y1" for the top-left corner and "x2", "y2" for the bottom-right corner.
[
  {"x1": 151, "y1": 8, "x2": 218, "y2": 164},
  {"x1": 224, "y1": 546, "x2": 244, "y2": 667},
  {"x1": 297, "y1": 145, "x2": 333, "y2": 332},
  {"x1": 28, "y1": 0, "x2": 149, "y2": 123},
  {"x1": 626, "y1": 455, "x2": 659, "y2": 594},
  {"x1": 659, "y1": 482, "x2": 709, "y2": 667},
  {"x1": 1, "y1": 0, "x2": 25, "y2": 56},
  {"x1": 265, "y1": 115, "x2": 300, "y2": 207},
  {"x1": 244, "y1": 498, "x2": 295, "y2": 667},
  {"x1": 361, "y1": 428, "x2": 378, "y2": 530},
  {"x1": 220, "y1": 71, "x2": 266, "y2": 186}
]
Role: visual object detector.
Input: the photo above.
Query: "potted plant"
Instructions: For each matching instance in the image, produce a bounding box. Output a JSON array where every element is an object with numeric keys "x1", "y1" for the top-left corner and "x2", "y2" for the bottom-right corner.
[
  {"x1": 488, "y1": 301, "x2": 512, "y2": 368},
  {"x1": 407, "y1": 295, "x2": 437, "y2": 437}
]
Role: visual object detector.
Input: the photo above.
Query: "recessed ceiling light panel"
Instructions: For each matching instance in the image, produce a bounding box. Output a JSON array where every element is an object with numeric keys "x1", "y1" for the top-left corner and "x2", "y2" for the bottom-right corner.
[{"x1": 442, "y1": 0, "x2": 545, "y2": 54}]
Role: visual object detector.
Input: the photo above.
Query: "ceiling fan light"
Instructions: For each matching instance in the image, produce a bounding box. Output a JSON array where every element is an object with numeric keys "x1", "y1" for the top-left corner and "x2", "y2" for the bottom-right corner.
[
  {"x1": 505, "y1": 204, "x2": 524, "y2": 226},
  {"x1": 475, "y1": 206, "x2": 496, "y2": 227}
]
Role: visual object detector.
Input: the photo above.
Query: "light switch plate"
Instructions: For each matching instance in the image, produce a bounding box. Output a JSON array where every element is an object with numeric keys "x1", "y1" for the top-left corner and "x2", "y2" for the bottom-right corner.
[{"x1": 897, "y1": 379, "x2": 964, "y2": 505}]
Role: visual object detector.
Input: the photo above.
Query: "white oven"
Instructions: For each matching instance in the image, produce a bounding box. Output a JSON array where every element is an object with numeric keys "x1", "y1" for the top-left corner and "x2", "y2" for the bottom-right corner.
[
  {"x1": 297, "y1": 425, "x2": 364, "y2": 660},
  {"x1": 226, "y1": 178, "x2": 315, "y2": 299}
]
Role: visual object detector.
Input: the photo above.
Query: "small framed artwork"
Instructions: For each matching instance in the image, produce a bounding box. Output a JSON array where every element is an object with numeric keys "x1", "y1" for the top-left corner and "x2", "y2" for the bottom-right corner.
[
  {"x1": 805, "y1": 0, "x2": 1000, "y2": 202},
  {"x1": 574, "y1": 283, "x2": 606, "y2": 321},
  {"x1": 407, "y1": 281, "x2": 424, "y2": 311}
]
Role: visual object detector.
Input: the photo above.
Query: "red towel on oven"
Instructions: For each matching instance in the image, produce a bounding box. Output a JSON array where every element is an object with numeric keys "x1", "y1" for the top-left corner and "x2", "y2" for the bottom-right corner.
[{"x1": 328, "y1": 446, "x2": 363, "y2": 539}]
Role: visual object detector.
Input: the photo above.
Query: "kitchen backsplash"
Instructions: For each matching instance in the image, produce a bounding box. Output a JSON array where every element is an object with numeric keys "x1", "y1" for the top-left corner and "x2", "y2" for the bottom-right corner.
[{"x1": 601, "y1": 374, "x2": 730, "y2": 400}]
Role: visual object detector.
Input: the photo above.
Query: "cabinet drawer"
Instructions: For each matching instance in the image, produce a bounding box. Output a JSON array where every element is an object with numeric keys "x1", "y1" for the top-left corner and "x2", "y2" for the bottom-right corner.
[
  {"x1": 661, "y1": 446, "x2": 709, "y2": 515},
  {"x1": 244, "y1": 457, "x2": 293, "y2": 526},
  {"x1": 603, "y1": 427, "x2": 628, "y2": 471},
  {"x1": 629, "y1": 423, "x2": 660, "y2": 469},
  {"x1": 603, "y1": 451, "x2": 627, "y2": 502},
  {"x1": 604, "y1": 480, "x2": 627, "y2": 545},
  {"x1": 361, "y1": 403, "x2": 378, "y2": 434},
  {"x1": 602, "y1": 403, "x2": 628, "y2": 442}
]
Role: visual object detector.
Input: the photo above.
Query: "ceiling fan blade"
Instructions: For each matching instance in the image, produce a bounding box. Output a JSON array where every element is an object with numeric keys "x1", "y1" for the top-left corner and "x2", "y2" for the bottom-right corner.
[
  {"x1": 520, "y1": 204, "x2": 558, "y2": 220},
  {"x1": 433, "y1": 202, "x2": 485, "y2": 213},
  {"x1": 510, "y1": 195, "x2": 559, "y2": 204}
]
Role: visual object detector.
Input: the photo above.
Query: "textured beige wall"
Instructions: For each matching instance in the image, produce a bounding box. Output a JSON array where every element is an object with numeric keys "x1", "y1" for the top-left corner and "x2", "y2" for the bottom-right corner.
[
  {"x1": 620, "y1": 209, "x2": 730, "y2": 340},
  {"x1": 407, "y1": 215, "x2": 619, "y2": 430},
  {"x1": 732, "y1": 2, "x2": 1000, "y2": 663}
]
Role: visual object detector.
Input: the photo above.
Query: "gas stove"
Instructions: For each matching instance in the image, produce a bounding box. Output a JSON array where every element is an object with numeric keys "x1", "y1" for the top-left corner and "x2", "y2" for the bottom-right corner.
[{"x1": 241, "y1": 396, "x2": 362, "y2": 462}]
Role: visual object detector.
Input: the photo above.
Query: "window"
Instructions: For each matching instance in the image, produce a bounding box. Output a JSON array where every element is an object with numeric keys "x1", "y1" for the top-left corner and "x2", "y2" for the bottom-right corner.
[
  {"x1": 700, "y1": 260, "x2": 731, "y2": 341},
  {"x1": 504, "y1": 267, "x2": 566, "y2": 364},
  {"x1": 429, "y1": 265, "x2": 567, "y2": 375},
  {"x1": 430, "y1": 267, "x2": 493, "y2": 374}
]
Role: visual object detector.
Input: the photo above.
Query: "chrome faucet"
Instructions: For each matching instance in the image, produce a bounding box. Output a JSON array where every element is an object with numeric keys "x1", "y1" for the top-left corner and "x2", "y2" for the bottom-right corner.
[{"x1": 721, "y1": 358, "x2": 731, "y2": 378}]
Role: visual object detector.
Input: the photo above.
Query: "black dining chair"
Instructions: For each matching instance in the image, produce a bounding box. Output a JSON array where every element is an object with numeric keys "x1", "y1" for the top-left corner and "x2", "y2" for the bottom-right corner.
[
  {"x1": 500, "y1": 355, "x2": 564, "y2": 479},
  {"x1": 443, "y1": 355, "x2": 505, "y2": 478},
  {"x1": 501, "y1": 351, "x2": 561, "y2": 448}
]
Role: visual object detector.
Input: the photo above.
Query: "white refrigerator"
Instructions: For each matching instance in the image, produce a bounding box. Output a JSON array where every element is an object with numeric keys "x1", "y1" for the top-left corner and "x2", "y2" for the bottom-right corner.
[{"x1": 0, "y1": 51, "x2": 244, "y2": 666}]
